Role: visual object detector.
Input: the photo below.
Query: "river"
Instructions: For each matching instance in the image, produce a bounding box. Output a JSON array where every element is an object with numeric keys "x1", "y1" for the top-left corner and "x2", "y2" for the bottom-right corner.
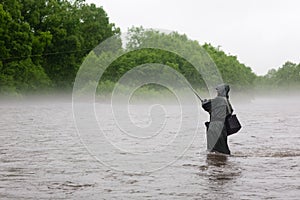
[{"x1": 0, "y1": 96, "x2": 299, "y2": 199}]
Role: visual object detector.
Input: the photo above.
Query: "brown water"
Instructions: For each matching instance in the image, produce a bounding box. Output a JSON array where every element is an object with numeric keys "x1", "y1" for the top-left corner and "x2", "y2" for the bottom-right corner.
[{"x1": 0, "y1": 97, "x2": 299, "y2": 199}]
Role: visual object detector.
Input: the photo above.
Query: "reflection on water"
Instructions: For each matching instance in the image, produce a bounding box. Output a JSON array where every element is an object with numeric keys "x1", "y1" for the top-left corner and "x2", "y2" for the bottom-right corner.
[
  {"x1": 199, "y1": 153, "x2": 242, "y2": 199},
  {"x1": 206, "y1": 153, "x2": 228, "y2": 167},
  {"x1": 0, "y1": 97, "x2": 299, "y2": 199}
]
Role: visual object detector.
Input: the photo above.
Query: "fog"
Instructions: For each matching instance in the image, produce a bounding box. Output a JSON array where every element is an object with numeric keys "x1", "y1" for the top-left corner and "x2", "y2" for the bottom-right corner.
[{"x1": 0, "y1": 91, "x2": 299, "y2": 199}]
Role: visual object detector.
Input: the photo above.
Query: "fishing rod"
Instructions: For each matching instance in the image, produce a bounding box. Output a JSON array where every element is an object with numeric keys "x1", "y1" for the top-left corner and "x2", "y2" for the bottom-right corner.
[
  {"x1": 187, "y1": 84, "x2": 203, "y2": 102},
  {"x1": 172, "y1": 71, "x2": 204, "y2": 102}
]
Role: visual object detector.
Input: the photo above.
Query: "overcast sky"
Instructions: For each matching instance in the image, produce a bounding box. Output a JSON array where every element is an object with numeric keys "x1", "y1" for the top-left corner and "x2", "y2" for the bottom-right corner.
[{"x1": 87, "y1": 0, "x2": 300, "y2": 75}]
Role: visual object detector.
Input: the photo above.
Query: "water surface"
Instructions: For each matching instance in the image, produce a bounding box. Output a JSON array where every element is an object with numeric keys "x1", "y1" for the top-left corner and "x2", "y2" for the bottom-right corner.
[{"x1": 0, "y1": 97, "x2": 299, "y2": 199}]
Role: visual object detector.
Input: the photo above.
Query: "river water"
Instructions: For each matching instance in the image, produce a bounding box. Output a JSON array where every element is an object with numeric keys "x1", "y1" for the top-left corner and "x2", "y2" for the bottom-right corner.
[{"x1": 0, "y1": 96, "x2": 299, "y2": 199}]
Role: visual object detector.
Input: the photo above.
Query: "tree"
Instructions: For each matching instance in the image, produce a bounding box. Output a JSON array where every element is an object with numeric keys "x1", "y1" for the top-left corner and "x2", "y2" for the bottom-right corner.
[
  {"x1": 96, "y1": 27, "x2": 257, "y2": 96},
  {"x1": 203, "y1": 43, "x2": 256, "y2": 91},
  {"x1": 0, "y1": 0, "x2": 120, "y2": 94},
  {"x1": 255, "y1": 61, "x2": 300, "y2": 91},
  {"x1": 0, "y1": 1, "x2": 51, "y2": 94}
]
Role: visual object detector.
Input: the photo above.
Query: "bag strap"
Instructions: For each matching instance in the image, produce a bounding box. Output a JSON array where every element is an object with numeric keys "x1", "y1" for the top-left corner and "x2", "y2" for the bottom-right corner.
[{"x1": 222, "y1": 97, "x2": 233, "y2": 115}]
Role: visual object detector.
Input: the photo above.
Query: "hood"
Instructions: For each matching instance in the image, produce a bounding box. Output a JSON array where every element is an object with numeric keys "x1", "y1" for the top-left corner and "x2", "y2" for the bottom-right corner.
[{"x1": 216, "y1": 84, "x2": 230, "y2": 98}]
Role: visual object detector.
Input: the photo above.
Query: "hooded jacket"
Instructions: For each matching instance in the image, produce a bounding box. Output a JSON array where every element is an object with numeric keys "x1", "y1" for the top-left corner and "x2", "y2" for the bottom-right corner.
[{"x1": 202, "y1": 84, "x2": 232, "y2": 154}]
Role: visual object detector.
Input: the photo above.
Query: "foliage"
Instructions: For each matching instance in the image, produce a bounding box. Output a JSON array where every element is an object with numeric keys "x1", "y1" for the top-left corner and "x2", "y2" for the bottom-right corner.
[
  {"x1": 0, "y1": 0, "x2": 118, "y2": 94},
  {"x1": 255, "y1": 61, "x2": 300, "y2": 91},
  {"x1": 97, "y1": 27, "x2": 257, "y2": 96},
  {"x1": 202, "y1": 43, "x2": 256, "y2": 91},
  {"x1": 1, "y1": 0, "x2": 297, "y2": 97}
]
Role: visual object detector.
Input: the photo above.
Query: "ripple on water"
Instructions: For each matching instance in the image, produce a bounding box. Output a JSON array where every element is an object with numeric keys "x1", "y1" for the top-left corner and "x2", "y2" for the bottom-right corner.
[{"x1": 0, "y1": 99, "x2": 299, "y2": 199}]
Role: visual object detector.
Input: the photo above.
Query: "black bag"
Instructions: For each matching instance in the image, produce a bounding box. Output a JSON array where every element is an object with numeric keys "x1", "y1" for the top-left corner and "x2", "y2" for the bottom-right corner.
[
  {"x1": 204, "y1": 114, "x2": 241, "y2": 136},
  {"x1": 226, "y1": 114, "x2": 241, "y2": 135}
]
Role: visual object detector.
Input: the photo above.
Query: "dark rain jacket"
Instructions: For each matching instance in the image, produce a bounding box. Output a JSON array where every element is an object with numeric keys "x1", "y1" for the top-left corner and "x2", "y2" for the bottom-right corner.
[{"x1": 202, "y1": 85, "x2": 233, "y2": 154}]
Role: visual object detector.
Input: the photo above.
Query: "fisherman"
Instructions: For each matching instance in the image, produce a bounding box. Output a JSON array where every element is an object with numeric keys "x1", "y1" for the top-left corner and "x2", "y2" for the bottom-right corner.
[{"x1": 202, "y1": 84, "x2": 233, "y2": 155}]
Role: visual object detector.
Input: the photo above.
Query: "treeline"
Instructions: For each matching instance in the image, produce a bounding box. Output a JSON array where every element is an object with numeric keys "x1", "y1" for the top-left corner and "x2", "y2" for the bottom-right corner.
[
  {"x1": 202, "y1": 43, "x2": 256, "y2": 91},
  {"x1": 2, "y1": 0, "x2": 296, "y2": 97},
  {"x1": 255, "y1": 61, "x2": 300, "y2": 92},
  {"x1": 0, "y1": 0, "x2": 118, "y2": 95},
  {"x1": 78, "y1": 27, "x2": 258, "y2": 97}
]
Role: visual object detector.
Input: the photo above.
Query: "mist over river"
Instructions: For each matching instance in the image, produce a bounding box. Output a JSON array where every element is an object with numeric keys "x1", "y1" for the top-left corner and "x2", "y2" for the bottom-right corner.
[{"x1": 0, "y1": 96, "x2": 299, "y2": 199}]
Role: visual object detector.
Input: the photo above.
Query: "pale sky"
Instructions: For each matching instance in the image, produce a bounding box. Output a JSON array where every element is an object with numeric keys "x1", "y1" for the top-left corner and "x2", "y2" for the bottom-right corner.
[{"x1": 87, "y1": 0, "x2": 300, "y2": 75}]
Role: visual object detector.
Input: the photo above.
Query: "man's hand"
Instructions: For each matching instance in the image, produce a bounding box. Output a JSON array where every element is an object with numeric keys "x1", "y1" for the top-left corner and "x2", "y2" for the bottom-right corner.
[{"x1": 201, "y1": 99, "x2": 208, "y2": 104}]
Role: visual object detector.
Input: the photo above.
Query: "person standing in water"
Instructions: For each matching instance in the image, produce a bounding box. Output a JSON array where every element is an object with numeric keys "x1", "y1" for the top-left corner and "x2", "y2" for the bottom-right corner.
[{"x1": 202, "y1": 84, "x2": 233, "y2": 155}]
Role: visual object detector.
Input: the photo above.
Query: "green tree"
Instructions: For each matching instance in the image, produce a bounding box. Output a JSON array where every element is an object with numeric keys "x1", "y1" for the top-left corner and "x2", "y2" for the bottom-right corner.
[
  {"x1": 203, "y1": 43, "x2": 256, "y2": 91},
  {"x1": 98, "y1": 27, "x2": 257, "y2": 95},
  {"x1": 0, "y1": 1, "x2": 51, "y2": 94},
  {"x1": 255, "y1": 61, "x2": 300, "y2": 93},
  {"x1": 0, "y1": 0, "x2": 119, "y2": 94},
  {"x1": 38, "y1": 0, "x2": 119, "y2": 89}
]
